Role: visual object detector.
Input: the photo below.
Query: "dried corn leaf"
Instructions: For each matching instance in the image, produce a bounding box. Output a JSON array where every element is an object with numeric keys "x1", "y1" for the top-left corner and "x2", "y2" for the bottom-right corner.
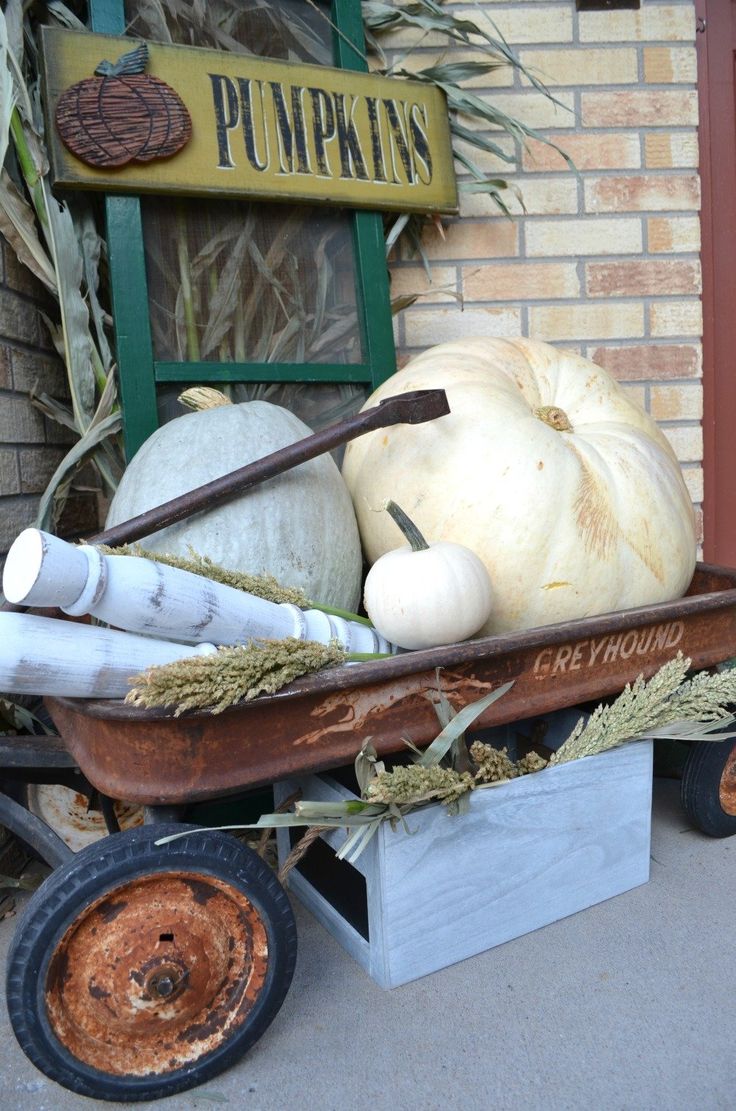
[
  {"x1": 47, "y1": 2, "x2": 86, "y2": 32},
  {"x1": 75, "y1": 201, "x2": 114, "y2": 374},
  {"x1": 0, "y1": 170, "x2": 56, "y2": 292},
  {"x1": 0, "y1": 7, "x2": 16, "y2": 169},
  {"x1": 35, "y1": 410, "x2": 122, "y2": 531},
  {"x1": 199, "y1": 226, "x2": 251, "y2": 358},
  {"x1": 416, "y1": 682, "x2": 515, "y2": 768},
  {"x1": 44, "y1": 192, "x2": 96, "y2": 426},
  {"x1": 30, "y1": 390, "x2": 76, "y2": 432}
]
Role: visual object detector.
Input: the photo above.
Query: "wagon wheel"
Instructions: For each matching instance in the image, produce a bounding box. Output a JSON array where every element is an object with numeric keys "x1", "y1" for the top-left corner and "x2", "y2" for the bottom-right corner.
[
  {"x1": 22, "y1": 782, "x2": 145, "y2": 849},
  {"x1": 681, "y1": 738, "x2": 736, "y2": 837},
  {"x1": 6, "y1": 824, "x2": 297, "y2": 1103}
]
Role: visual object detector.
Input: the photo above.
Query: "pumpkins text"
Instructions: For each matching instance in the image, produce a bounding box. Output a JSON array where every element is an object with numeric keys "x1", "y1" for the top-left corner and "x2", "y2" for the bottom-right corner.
[{"x1": 208, "y1": 73, "x2": 433, "y2": 187}]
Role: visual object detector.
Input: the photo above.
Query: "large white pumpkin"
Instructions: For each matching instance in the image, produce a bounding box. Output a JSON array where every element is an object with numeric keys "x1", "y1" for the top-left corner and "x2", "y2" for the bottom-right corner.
[
  {"x1": 106, "y1": 401, "x2": 363, "y2": 610},
  {"x1": 342, "y1": 337, "x2": 697, "y2": 635}
]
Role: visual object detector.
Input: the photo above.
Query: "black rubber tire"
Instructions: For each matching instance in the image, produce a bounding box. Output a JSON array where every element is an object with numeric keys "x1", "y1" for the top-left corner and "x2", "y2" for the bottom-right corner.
[
  {"x1": 681, "y1": 739, "x2": 736, "y2": 837},
  {"x1": 6, "y1": 824, "x2": 297, "y2": 1102}
]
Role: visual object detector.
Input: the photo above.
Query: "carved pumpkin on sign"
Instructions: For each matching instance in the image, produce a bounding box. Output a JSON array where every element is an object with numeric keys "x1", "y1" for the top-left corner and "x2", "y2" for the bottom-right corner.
[{"x1": 55, "y1": 42, "x2": 191, "y2": 168}]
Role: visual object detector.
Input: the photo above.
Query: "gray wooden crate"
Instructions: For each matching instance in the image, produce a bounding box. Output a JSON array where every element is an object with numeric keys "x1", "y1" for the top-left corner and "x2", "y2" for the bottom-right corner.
[{"x1": 276, "y1": 739, "x2": 653, "y2": 989}]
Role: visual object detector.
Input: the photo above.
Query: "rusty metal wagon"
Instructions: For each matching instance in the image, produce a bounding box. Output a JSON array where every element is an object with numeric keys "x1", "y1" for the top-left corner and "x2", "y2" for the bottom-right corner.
[
  {"x1": 2, "y1": 391, "x2": 736, "y2": 1101},
  {"x1": 2, "y1": 563, "x2": 736, "y2": 1102}
]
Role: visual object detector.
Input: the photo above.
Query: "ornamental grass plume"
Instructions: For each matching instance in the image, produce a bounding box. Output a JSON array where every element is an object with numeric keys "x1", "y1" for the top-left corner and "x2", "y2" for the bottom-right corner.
[
  {"x1": 549, "y1": 652, "x2": 736, "y2": 765},
  {"x1": 363, "y1": 743, "x2": 548, "y2": 807},
  {"x1": 468, "y1": 741, "x2": 549, "y2": 780},
  {"x1": 363, "y1": 764, "x2": 475, "y2": 807},
  {"x1": 126, "y1": 638, "x2": 346, "y2": 715},
  {"x1": 517, "y1": 751, "x2": 549, "y2": 775},
  {"x1": 551, "y1": 654, "x2": 691, "y2": 765},
  {"x1": 665, "y1": 662, "x2": 736, "y2": 722},
  {"x1": 98, "y1": 543, "x2": 311, "y2": 606},
  {"x1": 469, "y1": 741, "x2": 519, "y2": 783}
]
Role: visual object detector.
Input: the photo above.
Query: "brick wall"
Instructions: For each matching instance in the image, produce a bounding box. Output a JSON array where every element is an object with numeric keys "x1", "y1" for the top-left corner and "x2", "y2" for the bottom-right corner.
[
  {"x1": 387, "y1": 0, "x2": 703, "y2": 539},
  {"x1": 0, "y1": 238, "x2": 91, "y2": 566},
  {"x1": 0, "y1": 239, "x2": 63, "y2": 560},
  {"x1": 0, "y1": 1, "x2": 704, "y2": 554}
]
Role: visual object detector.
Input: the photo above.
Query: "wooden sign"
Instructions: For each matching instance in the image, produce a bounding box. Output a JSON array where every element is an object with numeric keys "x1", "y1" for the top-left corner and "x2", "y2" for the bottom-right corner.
[{"x1": 41, "y1": 27, "x2": 458, "y2": 214}]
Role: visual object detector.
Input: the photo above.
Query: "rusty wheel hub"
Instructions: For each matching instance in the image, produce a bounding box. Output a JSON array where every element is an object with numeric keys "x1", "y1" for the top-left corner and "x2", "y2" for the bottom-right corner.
[
  {"x1": 145, "y1": 961, "x2": 189, "y2": 1002},
  {"x1": 45, "y1": 871, "x2": 269, "y2": 1077}
]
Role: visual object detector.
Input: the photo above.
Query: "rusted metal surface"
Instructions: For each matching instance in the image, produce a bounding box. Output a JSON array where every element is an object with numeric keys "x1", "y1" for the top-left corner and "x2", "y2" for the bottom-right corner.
[
  {"x1": 90, "y1": 389, "x2": 449, "y2": 548},
  {"x1": 25, "y1": 784, "x2": 143, "y2": 852},
  {"x1": 45, "y1": 870, "x2": 269, "y2": 1076},
  {"x1": 44, "y1": 563, "x2": 736, "y2": 806},
  {"x1": 718, "y1": 743, "x2": 736, "y2": 816}
]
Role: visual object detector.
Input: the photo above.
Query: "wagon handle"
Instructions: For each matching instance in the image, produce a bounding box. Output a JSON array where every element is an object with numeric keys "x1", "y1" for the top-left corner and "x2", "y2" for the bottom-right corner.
[{"x1": 89, "y1": 388, "x2": 450, "y2": 549}]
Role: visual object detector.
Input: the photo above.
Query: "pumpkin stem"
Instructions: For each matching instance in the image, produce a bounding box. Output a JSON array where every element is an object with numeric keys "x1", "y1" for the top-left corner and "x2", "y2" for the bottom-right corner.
[
  {"x1": 347, "y1": 652, "x2": 394, "y2": 661},
  {"x1": 308, "y1": 601, "x2": 373, "y2": 627},
  {"x1": 386, "y1": 501, "x2": 430, "y2": 552},
  {"x1": 178, "y1": 386, "x2": 233, "y2": 412},
  {"x1": 534, "y1": 405, "x2": 573, "y2": 432},
  {"x1": 95, "y1": 43, "x2": 149, "y2": 78}
]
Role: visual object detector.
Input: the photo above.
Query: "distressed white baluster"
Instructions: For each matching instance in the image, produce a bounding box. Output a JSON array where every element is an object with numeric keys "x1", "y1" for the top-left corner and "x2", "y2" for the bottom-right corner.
[
  {"x1": 3, "y1": 529, "x2": 394, "y2": 654},
  {"x1": 0, "y1": 613, "x2": 215, "y2": 699}
]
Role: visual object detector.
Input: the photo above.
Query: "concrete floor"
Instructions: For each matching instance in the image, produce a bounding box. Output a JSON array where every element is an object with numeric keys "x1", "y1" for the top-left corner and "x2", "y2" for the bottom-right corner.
[{"x1": 0, "y1": 775, "x2": 734, "y2": 1111}]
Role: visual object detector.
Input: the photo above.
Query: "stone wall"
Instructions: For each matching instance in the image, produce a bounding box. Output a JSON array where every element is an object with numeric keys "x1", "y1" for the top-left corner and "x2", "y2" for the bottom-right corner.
[{"x1": 387, "y1": 0, "x2": 703, "y2": 539}]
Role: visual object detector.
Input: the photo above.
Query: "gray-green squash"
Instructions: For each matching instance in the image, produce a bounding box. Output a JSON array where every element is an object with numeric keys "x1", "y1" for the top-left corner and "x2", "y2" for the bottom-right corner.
[{"x1": 106, "y1": 401, "x2": 363, "y2": 610}]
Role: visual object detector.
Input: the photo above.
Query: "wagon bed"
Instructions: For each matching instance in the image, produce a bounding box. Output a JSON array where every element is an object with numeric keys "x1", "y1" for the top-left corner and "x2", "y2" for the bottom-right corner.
[{"x1": 42, "y1": 561, "x2": 736, "y2": 807}]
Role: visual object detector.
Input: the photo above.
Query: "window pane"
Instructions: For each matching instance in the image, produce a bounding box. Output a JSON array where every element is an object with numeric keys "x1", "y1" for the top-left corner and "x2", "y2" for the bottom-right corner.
[
  {"x1": 142, "y1": 197, "x2": 362, "y2": 365},
  {"x1": 124, "y1": 0, "x2": 334, "y2": 65},
  {"x1": 125, "y1": 0, "x2": 364, "y2": 367}
]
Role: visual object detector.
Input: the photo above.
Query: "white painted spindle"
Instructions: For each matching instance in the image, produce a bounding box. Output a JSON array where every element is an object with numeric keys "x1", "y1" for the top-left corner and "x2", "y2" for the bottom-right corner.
[
  {"x1": 3, "y1": 529, "x2": 393, "y2": 654},
  {"x1": 0, "y1": 613, "x2": 215, "y2": 698}
]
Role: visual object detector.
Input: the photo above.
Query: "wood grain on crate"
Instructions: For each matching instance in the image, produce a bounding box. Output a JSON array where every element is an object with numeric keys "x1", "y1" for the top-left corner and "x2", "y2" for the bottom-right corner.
[{"x1": 276, "y1": 740, "x2": 653, "y2": 989}]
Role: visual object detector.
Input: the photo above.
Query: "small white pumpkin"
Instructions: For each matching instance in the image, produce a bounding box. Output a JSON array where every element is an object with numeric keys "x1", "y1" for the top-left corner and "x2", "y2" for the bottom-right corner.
[{"x1": 363, "y1": 502, "x2": 494, "y2": 650}]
